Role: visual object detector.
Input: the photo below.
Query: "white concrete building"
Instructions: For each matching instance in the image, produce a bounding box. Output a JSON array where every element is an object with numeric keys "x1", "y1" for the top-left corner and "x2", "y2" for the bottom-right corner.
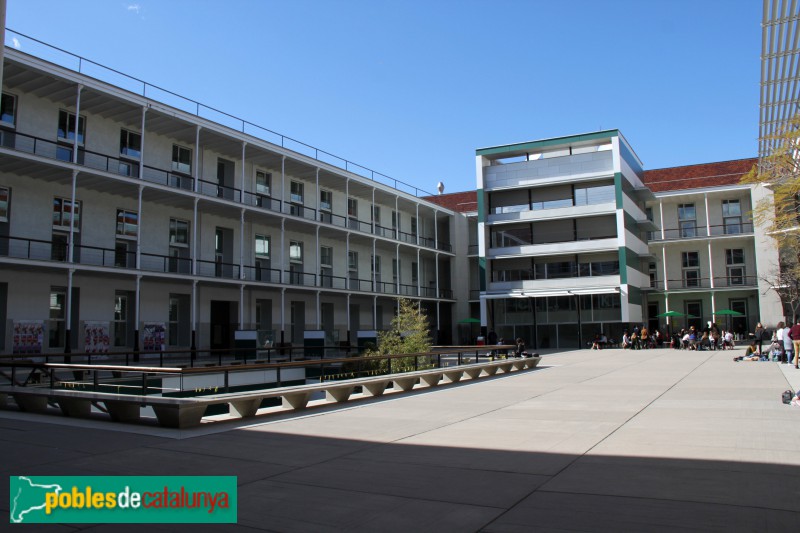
[
  {"x1": 472, "y1": 131, "x2": 655, "y2": 349},
  {"x1": 0, "y1": 45, "x2": 465, "y2": 355}
]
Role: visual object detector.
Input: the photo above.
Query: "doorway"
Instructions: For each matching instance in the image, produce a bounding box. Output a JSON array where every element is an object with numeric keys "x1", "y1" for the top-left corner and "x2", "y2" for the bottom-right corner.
[{"x1": 210, "y1": 300, "x2": 237, "y2": 350}]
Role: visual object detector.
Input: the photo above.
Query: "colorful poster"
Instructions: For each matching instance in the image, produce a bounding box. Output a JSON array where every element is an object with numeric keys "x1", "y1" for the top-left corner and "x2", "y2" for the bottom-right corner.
[
  {"x1": 12, "y1": 320, "x2": 44, "y2": 355},
  {"x1": 142, "y1": 322, "x2": 166, "y2": 352},
  {"x1": 84, "y1": 321, "x2": 110, "y2": 354}
]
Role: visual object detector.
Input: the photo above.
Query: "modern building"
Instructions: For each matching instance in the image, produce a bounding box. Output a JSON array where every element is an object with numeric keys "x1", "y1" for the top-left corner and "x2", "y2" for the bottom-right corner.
[
  {"x1": 471, "y1": 131, "x2": 654, "y2": 349},
  {"x1": 0, "y1": 44, "x2": 467, "y2": 355}
]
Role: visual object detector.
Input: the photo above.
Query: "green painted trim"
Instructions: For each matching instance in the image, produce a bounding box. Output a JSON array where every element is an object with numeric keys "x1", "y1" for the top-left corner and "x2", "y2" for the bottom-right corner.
[
  {"x1": 477, "y1": 188, "x2": 486, "y2": 223},
  {"x1": 618, "y1": 246, "x2": 628, "y2": 284},
  {"x1": 614, "y1": 172, "x2": 623, "y2": 209},
  {"x1": 479, "y1": 257, "x2": 486, "y2": 291},
  {"x1": 476, "y1": 130, "x2": 619, "y2": 156}
]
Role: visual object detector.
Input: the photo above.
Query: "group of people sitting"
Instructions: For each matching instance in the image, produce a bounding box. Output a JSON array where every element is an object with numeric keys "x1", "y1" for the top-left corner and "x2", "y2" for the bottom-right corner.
[
  {"x1": 734, "y1": 320, "x2": 800, "y2": 365},
  {"x1": 671, "y1": 323, "x2": 735, "y2": 351},
  {"x1": 621, "y1": 326, "x2": 661, "y2": 349}
]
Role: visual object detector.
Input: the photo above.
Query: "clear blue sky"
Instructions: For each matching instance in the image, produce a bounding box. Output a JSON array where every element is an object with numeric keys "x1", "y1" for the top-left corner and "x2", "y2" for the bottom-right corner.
[{"x1": 5, "y1": 0, "x2": 761, "y2": 195}]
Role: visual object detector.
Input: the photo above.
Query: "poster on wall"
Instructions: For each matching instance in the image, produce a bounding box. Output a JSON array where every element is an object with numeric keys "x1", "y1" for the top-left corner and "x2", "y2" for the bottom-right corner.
[
  {"x1": 84, "y1": 321, "x2": 110, "y2": 356},
  {"x1": 12, "y1": 320, "x2": 44, "y2": 355},
  {"x1": 142, "y1": 322, "x2": 166, "y2": 352}
]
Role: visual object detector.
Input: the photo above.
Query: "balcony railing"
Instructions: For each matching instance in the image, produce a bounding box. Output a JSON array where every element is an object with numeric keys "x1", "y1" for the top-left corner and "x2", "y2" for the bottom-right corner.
[
  {"x1": 197, "y1": 259, "x2": 241, "y2": 279},
  {"x1": 649, "y1": 276, "x2": 759, "y2": 290},
  {"x1": 0, "y1": 130, "x2": 454, "y2": 253},
  {"x1": 242, "y1": 265, "x2": 282, "y2": 283},
  {"x1": 285, "y1": 269, "x2": 317, "y2": 287},
  {"x1": 491, "y1": 261, "x2": 620, "y2": 282},
  {"x1": 648, "y1": 223, "x2": 754, "y2": 242}
]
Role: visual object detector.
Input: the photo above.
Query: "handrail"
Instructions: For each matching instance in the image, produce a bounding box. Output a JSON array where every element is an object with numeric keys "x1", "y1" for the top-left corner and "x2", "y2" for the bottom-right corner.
[{"x1": 5, "y1": 29, "x2": 437, "y2": 198}]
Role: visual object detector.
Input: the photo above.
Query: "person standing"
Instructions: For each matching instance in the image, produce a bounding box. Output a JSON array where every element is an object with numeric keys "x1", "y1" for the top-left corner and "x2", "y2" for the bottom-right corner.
[
  {"x1": 754, "y1": 322, "x2": 766, "y2": 354},
  {"x1": 789, "y1": 319, "x2": 800, "y2": 369},
  {"x1": 775, "y1": 322, "x2": 786, "y2": 362}
]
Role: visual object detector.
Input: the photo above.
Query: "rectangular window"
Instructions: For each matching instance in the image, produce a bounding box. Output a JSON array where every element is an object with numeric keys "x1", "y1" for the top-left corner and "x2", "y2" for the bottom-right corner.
[
  {"x1": 116, "y1": 209, "x2": 138, "y2": 238},
  {"x1": 256, "y1": 170, "x2": 271, "y2": 196},
  {"x1": 726, "y1": 248, "x2": 745, "y2": 286},
  {"x1": 0, "y1": 186, "x2": 9, "y2": 222},
  {"x1": 722, "y1": 199, "x2": 742, "y2": 234},
  {"x1": 119, "y1": 129, "x2": 141, "y2": 159},
  {"x1": 411, "y1": 261, "x2": 418, "y2": 284},
  {"x1": 48, "y1": 287, "x2": 66, "y2": 348},
  {"x1": 290, "y1": 181, "x2": 304, "y2": 204},
  {"x1": 255, "y1": 234, "x2": 270, "y2": 258},
  {"x1": 682, "y1": 251, "x2": 700, "y2": 287},
  {"x1": 113, "y1": 292, "x2": 128, "y2": 347},
  {"x1": 1, "y1": 93, "x2": 16, "y2": 127},
  {"x1": 171, "y1": 144, "x2": 192, "y2": 175},
  {"x1": 678, "y1": 204, "x2": 696, "y2": 238},
  {"x1": 320, "y1": 246, "x2": 333, "y2": 267},
  {"x1": 372, "y1": 205, "x2": 381, "y2": 224},
  {"x1": 52, "y1": 197, "x2": 81, "y2": 230},
  {"x1": 57, "y1": 110, "x2": 85, "y2": 144},
  {"x1": 348, "y1": 251, "x2": 358, "y2": 272},
  {"x1": 290, "y1": 241, "x2": 303, "y2": 263},
  {"x1": 348, "y1": 198, "x2": 358, "y2": 217},
  {"x1": 320, "y1": 190, "x2": 332, "y2": 211},
  {"x1": 169, "y1": 218, "x2": 189, "y2": 246},
  {"x1": 392, "y1": 258, "x2": 399, "y2": 283}
]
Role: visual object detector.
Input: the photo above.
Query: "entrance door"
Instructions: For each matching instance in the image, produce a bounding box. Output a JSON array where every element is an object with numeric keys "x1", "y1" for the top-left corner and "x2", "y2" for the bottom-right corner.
[
  {"x1": 210, "y1": 300, "x2": 237, "y2": 350},
  {"x1": 648, "y1": 302, "x2": 660, "y2": 333},
  {"x1": 729, "y1": 298, "x2": 748, "y2": 338}
]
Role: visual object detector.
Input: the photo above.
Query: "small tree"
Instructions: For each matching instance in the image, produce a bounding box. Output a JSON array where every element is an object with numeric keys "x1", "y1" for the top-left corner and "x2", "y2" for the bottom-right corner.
[
  {"x1": 365, "y1": 298, "x2": 433, "y2": 373},
  {"x1": 760, "y1": 257, "x2": 800, "y2": 323}
]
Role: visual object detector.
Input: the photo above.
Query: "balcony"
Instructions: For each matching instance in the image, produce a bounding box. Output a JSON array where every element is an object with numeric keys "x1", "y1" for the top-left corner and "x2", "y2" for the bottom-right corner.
[
  {"x1": 484, "y1": 150, "x2": 613, "y2": 189},
  {"x1": 649, "y1": 223, "x2": 754, "y2": 242},
  {"x1": 649, "y1": 276, "x2": 759, "y2": 290},
  {"x1": 0, "y1": 130, "x2": 454, "y2": 253}
]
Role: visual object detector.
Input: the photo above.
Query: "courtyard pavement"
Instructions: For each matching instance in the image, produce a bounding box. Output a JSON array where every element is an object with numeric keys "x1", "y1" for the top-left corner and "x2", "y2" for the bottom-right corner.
[{"x1": 1, "y1": 347, "x2": 800, "y2": 532}]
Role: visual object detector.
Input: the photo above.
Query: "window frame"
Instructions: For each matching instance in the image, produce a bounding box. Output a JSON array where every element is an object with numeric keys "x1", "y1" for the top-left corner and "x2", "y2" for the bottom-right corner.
[
  {"x1": 115, "y1": 209, "x2": 138, "y2": 239},
  {"x1": 289, "y1": 240, "x2": 303, "y2": 264},
  {"x1": 255, "y1": 170, "x2": 271, "y2": 197},
  {"x1": 0, "y1": 186, "x2": 9, "y2": 223},
  {"x1": 171, "y1": 144, "x2": 192, "y2": 175},
  {"x1": 52, "y1": 197, "x2": 81, "y2": 231},
  {"x1": 320, "y1": 189, "x2": 332, "y2": 212},
  {"x1": 320, "y1": 245, "x2": 333, "y2": 267},
  {"x1": 57, "y1": 110, "x2": 86, "y2": 145},
  {"x1": 169, "y1": 218, "x2": 190, "y2": 247},
  {"x1": 677, "y1": 203, "x2": 697, "y2": 238},
  {"x1": 1, "y1": 92, "x2": 17, "y2": 128},
  {"x1": 255, "y1": 234, "x2": 270, "y2": 258},
  {"x1": 290, "y1": 181, "x2": 304, "y2": 204},
  {"x1": 119, "y1": 129, "x2": 142, "y2": 160}
]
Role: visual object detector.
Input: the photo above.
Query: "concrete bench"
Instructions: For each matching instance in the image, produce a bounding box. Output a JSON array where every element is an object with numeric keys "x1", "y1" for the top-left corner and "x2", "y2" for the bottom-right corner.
[{"x1": 0, "y1": 356, "x2": 541, "y2": 428}]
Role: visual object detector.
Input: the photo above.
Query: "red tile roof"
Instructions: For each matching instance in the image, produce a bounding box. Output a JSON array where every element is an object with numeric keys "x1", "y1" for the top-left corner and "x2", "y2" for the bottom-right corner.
[
  {"x1": 642, "y1": 158, "x2": 757, "y2": 193},
  {"x1": 424, "y1": 191, "x2": 478, "y2": 213}
]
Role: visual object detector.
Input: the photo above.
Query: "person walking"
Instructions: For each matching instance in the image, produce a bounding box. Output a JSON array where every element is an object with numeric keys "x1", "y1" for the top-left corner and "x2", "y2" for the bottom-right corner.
[{"x1": 789, "y1": 319, "x2": 800, "y2": 369}]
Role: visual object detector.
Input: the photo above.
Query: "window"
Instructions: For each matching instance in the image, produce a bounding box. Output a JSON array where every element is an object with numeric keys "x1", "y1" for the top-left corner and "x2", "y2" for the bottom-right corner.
[
  {"x1": 169, "y1": 218, "x2": 189, "y2": 246},
  {"x1": 0, "y1": 187, "x2": 9, "y2": 223},
  {"x1": 119, "y1": 129, "x2": 141, "y2": 159},
  {"x1": 52, "y1": 197, "x2": 81, "y2": 230},
  {"x1": 411, "y1": 261, "x2": 418, "y2": 284},
  {"x1": 113, "y1": 293, "x2": 128, "y2": 347},
  {"x1": 171, "y1": 144, "x2": 192, "y2": 175},
  {"x1": 372, "y1": 205, "x2": 381, "y2": 224},
  {"x1": 411, "y1": 217, "x2": 418, "y2": 236},
  {"x1": 348, "y1": 251, "x2": 358, "y2": 272},
  {"x1": 392, "y1": 211, "x2": 400, "y2": 232},
  {"x1": 319, "y1": 190, "x2": 332, "y2": 212},
  {"x1": 726, "y1": 248, "x2": 745, "y2": 286},
  {"x1": 48, "y1": 288, "x2": 66, "y2": 348},
  {"x1": 290, "y1": 241, "x2": 303, "y2": 263},
  {"x1": 649, "y1": 261, "x2": 658, "y2": 288},
  {"x1": 678, "y1": 204, "x2": 696, "y2": 238},
  {"x1": 722, "y1": 199, "x2": 742, "y2": 234},
  {"x1": 116, "y1": 209, "x2": 138, "y2": 238},
  {"x1": 290, "y1": 181, "x2": 304, "y2": 204},
  {"x1": 256, "y1": 170, "x2": 271, "y2": 196},
  {"x1": 1, "y1": 93, "x2": 16, "y2": 127},
  {"x1": 348, "y1": 198, "x2": 359, "y2": 229},
  {"x1": 255, "y1": 234, "x2": 270, "y2": 258},
  {"x1": 574, "y1": 184, "x2": 615, "y2": 206},
  {"x1": 57, "y1": 110, "x2": 85, "y2": 144},
  {"x1": 681, "y1": 251, "x2": 700, "y2": 287},
  {"x1": 320, "y1": 246, "x2": 333, "y2": 267}
]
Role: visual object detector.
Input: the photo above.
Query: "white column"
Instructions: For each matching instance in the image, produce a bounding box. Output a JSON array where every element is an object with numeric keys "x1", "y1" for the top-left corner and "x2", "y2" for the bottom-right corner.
[
  {"x1": 346, "y1": 233, "x2": 351, "y2": 289},
  {"x1": 281, "y1": 156, "x2": 286, "y2": 211},
  {"x1": 703, "y1": 193, "x2": 711, "y2": 237},
  {"x1": 239, "y1": 208, "x2": 245, "y2": 280},
  {"x1": 315, "y1": 168, "x2": 320, "y2": 214},
  {"x1": 67, "y1": 170, "x2": 78, "y2": 264},
  {"x1": 659, "y1": 199, "x2": 665, "y2": 240},
  {"x1": 372, "y1": 238, "x2": 377, "y2": 292},
  {"x1": 416, "y1": 248, "x2": 421, "y2": 296},
  {"x1": 415, "y1": 204, "x2": 420, "y2": 245},
  {"x1": 136, "y1": 185, "x2": 143, "y2": 269},
  {"x1": 394, "y1": 196, "x2": 399, "y2": 239},
  {"x1": 661, "y1": 247, "x2": 668, "y2": 291},
  {"x1": 707, "y1": 241, "x2": 715, "y2": 289},
  {"x1": 241, "y1": 141, "x2": 247, "y2": 195},
  {"x1": 71, "y1": 85, "x2": 83, "y2": 164},
  {"x1": 280, "y1": 288, "x2": 286, "y2": 342},
  {"x1": 435, "y1": 252, "x2": 440, "y2": 298},
  {"x1": 193, "y1": 126, "x2": 201, "y2": 193},
  {"x1": 434, "y1": 210, "x2": 438, "y2": 249},
  {"x1": 371, "y1": 188, "x2": 376, "y2": 234},
  {"x1": 139, "y1": 106, "x2": 147, "y2": 176},
  {"x1": 315, "y1": 226, "x2": 320, "y2": 286},
  {"x1": 192, "y1": 197, "x2": 199, "y2": 275},
  {"x1": 280, "y1": 218, "x2": 285, "y2": 283},
  {"x1": 395, "y1": 243, "x2": 400, "y2": 294}
]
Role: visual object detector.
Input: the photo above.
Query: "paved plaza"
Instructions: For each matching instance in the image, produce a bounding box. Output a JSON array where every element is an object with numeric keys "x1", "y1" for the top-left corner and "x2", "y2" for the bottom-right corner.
[{"x1": 1, "y1": 347, "x2": 800, "y2": 531}]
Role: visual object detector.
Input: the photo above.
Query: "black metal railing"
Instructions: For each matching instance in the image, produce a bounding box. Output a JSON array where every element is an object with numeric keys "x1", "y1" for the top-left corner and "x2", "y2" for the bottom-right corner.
[
  {"x1": 649, "y1": 223, "x2": 755, "y2": 242},
  {"x1": 649, "y1": 276, "x2": 759, "y2": 290}
]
